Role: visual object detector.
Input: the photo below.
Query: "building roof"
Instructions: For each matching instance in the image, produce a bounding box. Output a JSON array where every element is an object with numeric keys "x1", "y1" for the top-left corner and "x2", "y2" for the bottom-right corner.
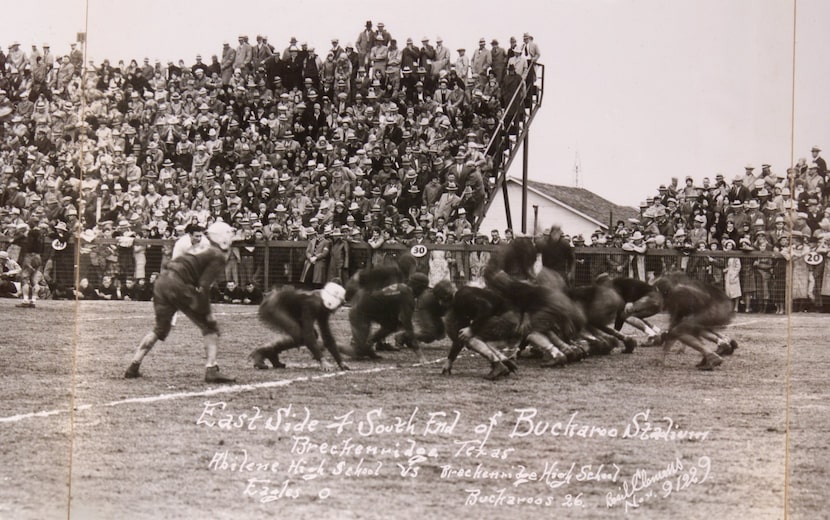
[{"x1": 511, "y1": 177, "x2": 639, "y2": 229}]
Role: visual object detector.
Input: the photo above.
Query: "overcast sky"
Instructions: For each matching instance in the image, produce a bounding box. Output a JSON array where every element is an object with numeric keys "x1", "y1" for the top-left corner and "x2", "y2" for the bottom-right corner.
[{"x1": 3, "y1": 0, "x2": 828, "y2": 207}]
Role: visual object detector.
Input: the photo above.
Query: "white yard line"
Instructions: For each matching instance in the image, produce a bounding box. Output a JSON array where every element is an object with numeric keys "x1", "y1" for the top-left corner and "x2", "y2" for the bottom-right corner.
[
  {"x1": 76, "y1": 310, "x2": 258, "y2": 322},
  {"x1": 0, "y1": 314, "x2": 783, "y2": 424},
  {"x1": 0, "y1": 360, "x2": 443, "y2": 424},
  {"x1": 726, "y1": 318, "x2": 767, "y2": 328}
]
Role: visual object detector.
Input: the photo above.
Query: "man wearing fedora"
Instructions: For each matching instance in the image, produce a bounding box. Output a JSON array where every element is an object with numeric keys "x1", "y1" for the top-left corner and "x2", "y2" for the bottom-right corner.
[
  {"x1": 520, "y1": 32, "x2": 541, "y2": 96},
  {"x1": 471, "y1": 38, "x2": 491, "y2": 89},
  {"x1": 811, "y1": 145, "x2": 826, "y2": 178},
  {"x1": 727, "y1": 176, "x2": 751, "y2": 204}
]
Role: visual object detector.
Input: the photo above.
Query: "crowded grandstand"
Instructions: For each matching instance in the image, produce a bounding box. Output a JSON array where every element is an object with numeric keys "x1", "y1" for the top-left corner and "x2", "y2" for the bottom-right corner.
[{"x1": 0, "y1": 24, "x2": 825, "y2": 315}]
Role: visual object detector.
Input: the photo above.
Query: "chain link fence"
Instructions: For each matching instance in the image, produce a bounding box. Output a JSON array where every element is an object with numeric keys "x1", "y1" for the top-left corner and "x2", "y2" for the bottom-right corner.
[{"x1": 7, "y1": 237, "x2": 816, "y2": 313}]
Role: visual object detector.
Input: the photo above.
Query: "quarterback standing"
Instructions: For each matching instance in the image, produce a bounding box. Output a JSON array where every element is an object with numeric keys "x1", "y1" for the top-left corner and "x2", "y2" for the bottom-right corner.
[{"x1": 125, "y1": 222, "x2": 237, "y2": 383}]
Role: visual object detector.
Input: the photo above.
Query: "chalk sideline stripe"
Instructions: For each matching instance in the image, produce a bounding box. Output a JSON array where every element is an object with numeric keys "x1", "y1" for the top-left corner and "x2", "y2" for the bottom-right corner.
[
  {"x1": 0, "y1": 359, "x2": 444, "y2": 424},
  {"x1": 77, "y1": 310, "x2": 258, "y2": 322},
  {"x1": 0, "y1": 316, "x2": 774, "y2": 424}
]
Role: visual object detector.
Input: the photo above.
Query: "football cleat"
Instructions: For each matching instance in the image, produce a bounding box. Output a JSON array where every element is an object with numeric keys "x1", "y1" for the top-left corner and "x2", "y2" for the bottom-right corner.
[
  {"x1": 484, "y1": 362, "x2": 510, "y2": 381},
  {"x1": 205, "y1": 366, "x2": 236, "y2": 383},
  {"x1": 696, "y1": 352, "x2": 723, "y2": 371},
  {"x1": 124, "y1": 362, "x2": 141, "y2": 379}
]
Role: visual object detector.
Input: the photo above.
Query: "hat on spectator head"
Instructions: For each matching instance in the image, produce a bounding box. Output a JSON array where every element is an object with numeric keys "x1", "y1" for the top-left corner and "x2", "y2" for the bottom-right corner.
[
  {"x1": 730, "y1": 200, "x2": 742, "y2": 208},
  {"x1": 746, "y1": 199, "x2": 760, "y2": 209}
]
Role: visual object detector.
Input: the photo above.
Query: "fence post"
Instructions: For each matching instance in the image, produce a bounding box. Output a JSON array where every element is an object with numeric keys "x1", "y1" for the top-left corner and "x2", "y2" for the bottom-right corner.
[{"x1": 263, "y1": 241, "x2": 270, "y2": 290}]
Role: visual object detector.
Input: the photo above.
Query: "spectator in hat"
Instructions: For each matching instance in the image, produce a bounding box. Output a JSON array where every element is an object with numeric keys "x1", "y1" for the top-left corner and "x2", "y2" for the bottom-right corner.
[
  {"x1": 726, "y1": 199, "x2": 750, "y2": 231},
  {"x1": 220, "y1": 42, "x2": 236, "y2": 85},
  {"x1": 356, "y1": 21, "x2": 375, "y2": 66},
  {"x1": 459, "y1": 164, "x2": 486, "y2": 221},
  {"x1": 431, "y1": 37, "x2": 450, "y2": 78},
  {"x1": 418, "y1": 36, "x2": 436, "y2": 75},
  {"x1": 471, "y1": 38, "x2": 491, "y2": 88},
  {"x1": 368, "y1": 35, "x2": 389, "y2": 80},
  {"x1": 455, "y1": 47, "x2": 470, "y2": 80},
  {"x1": 811, "y1": 145, "x2": 826, "y2": 178},
  {"x1": 803, "y1": 163, "x2": 824, "y2": 195},
  {"x1": 451, "y1": 207, "x2": 472, "y2": 240},
  {"x1": 783, "y1": 231, "x2": 811, "y2": 311},
  {"x1": 501, "y1": 63, "x2": 524, "y2": 126},
  {"x1": 794, "y1": 212, "x2": 812, "y2": 237},
  {"x1": 728, "y1": 175, "x2": 751, "y2": 204},
  {"x1": 375, "y1": 22, "x2": 391, "y2": 46},
  {"x1": 69, "y1": 42, "x2": 83, "y2": 70},
  {"x1": 743, "y1": 198, "x2": 763, "y2": 228},
  {"x1": 253, "y1": 36, "x2": 273, "y2": 70},
  {"x1": 401, "y1": 37, "x2": 421, "y2": 73},
  {"x1": 688, "y1": 214, "x2": 708, "y2": 245},
  {"x1": 233, "y1": 35, "x2": 253, "y2": 73},
  {"x1": 489, "y1": 39, "x2": 507, "y2": 85},
  {"x1": 327, "y1": 227, "x2": 349, "y2": 283},
  {"x1": 304, "y1": 225, "x2": 330, "y2": 288},
  {"x1": 434, "y1": 182, "x2": 462, "y2": 222},
  {"x1": 49, "y1": 56, "x2": 75, "y2": 92}
]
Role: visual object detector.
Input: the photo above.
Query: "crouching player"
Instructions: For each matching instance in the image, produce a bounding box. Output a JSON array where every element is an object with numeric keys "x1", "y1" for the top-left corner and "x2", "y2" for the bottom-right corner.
[
  {"x1": 249, "y1": 282, "x2": 350, "y2": 372},
  {"x1": 124, "y1": 222, "x2": 237, "y2": 383},
  {"x1": 443, "y1": 284, "x2": 522, "y2": 380}
]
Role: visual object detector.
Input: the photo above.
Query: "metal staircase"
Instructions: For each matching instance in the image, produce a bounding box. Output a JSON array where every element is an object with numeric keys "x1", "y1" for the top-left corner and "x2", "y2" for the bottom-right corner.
[{"x1": 475, "y1": 63, "x2": 545, "y2": 233}]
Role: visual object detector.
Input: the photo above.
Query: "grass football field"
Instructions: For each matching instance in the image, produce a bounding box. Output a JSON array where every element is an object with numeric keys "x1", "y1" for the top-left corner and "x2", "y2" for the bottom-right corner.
[{"x1": 0, "y1": 299, "x2": 824, "y2": 519}]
